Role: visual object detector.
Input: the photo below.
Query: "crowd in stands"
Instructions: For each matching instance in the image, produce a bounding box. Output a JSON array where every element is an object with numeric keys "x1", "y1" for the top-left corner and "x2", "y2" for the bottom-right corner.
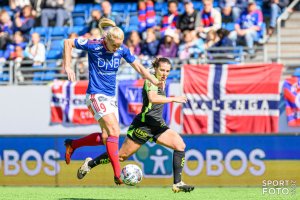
[{"x1": 0, "y1": 0, "x2": 296, "y2": 82}]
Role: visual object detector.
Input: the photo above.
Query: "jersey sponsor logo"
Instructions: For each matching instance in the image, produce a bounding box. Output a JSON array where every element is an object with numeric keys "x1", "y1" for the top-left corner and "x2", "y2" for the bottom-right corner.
[
  {"x1": 78, "y1": 38, "x2": 88, "y2": 45},
  {"x1": 95, "y1": 46, "x2": 103, "y2": 51},
  {"x1": 134, "y1": 128, "x2": 148, "y2": 140},
  {"x1": 97, "y1": 57, "x2": 120, "y2": 70}
]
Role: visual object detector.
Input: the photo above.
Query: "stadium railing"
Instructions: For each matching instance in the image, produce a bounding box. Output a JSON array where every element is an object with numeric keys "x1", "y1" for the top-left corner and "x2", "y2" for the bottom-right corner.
[{"x1": 0, "y1": 45, "x2": 268, "y2": 85}]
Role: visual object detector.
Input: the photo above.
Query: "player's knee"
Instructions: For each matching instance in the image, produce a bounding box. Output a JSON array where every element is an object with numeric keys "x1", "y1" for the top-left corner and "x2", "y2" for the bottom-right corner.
[
  {"x1": 101, "y1": 134, "x2": 108, "y2": 144},
  {"x1": 107, "y1": 125, "x2": 120, "y2": 137},
  {"x1": 174, "y1": 140, "x2": 186, "y2": 151}
]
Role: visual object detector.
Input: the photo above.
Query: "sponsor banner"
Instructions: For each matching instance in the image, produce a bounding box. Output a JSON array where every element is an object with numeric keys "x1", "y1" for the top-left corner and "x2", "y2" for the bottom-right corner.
[
  {"x1": 283, "y1": 76, "x2": 300, "y2": 126},
  {"x1": 51, "y1": 80, "x2": 97, "y2": 125},
  {"x1": 118, "y1": 79, "x2": 171, "y2": 126},
  {"x1": 0, "y1": 135, "x2": 299, "y2": 186},
  {"x1": 183, "y1": 64, "x2": 283, "y2": 134}
]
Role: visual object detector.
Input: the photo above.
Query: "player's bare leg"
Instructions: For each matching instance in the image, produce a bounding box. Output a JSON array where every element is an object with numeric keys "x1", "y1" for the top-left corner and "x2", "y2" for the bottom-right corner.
[{"x1": 157, "y1": 129, "x2": 194, "y2": 193}]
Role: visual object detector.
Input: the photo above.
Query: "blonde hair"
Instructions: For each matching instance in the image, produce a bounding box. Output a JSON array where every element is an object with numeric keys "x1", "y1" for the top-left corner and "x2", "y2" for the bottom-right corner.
[
  {"x1": 107, "y1": 26, "x2": 125, "y2": 41},
  {"x1": 98, "y1": 18, "x2": 116, "y2": 36}
]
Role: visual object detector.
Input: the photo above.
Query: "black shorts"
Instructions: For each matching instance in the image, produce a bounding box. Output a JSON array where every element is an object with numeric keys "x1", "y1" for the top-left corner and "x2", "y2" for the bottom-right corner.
[{"x1": 127, "y1": 118, "x2": 169, "y2": 145}]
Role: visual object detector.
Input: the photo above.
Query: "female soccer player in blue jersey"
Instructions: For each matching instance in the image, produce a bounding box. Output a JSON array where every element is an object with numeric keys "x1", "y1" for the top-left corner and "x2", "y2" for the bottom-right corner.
[
  {"x1": 62, "y1": 18, "x2": 164, "y2": 184},
  {"x1": 76, "y1": 57, "x2": 194, "y2": 193}
]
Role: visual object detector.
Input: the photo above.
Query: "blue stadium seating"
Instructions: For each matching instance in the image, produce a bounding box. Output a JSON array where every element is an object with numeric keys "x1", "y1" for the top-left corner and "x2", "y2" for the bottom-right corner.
[
  {"x1": 129, "y1": 15, "x2": 139, "y2": 26},
  {"x1": 129, "y1": 3, "x2": 138, "y2": 13},
  {"x1": 49, "y1": 40, "x2": 63, "y2": 51},
  {"x1": 112, "y1": 3, "x2": 131, "y2": 13},
  {"x1": 68, "y1": 26, "x2": 88, "y2": 36},
  {"x1": 193, "y1": 1, "x2": 203, "y2": 11},
  {"x1": 46, "y1": 50, "x2": 62, "y2": 60},
  {"x1": 31, "y1": 27, "x2": 49, "y2": 41},
  {"x1": 50, "y1": 27, "x2": 68, "y2": 39},
  {"x1": 73, "y1": 16, "x2": 86, "y2": 26},
  {"x1": 223, "y1": 23, "x2": 235, "y2": 31}
]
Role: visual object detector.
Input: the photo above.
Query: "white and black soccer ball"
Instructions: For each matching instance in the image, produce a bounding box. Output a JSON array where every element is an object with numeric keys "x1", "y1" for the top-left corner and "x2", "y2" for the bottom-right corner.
[{"x1": 120, "y1": 164, "x2": 143, "y2": 186}]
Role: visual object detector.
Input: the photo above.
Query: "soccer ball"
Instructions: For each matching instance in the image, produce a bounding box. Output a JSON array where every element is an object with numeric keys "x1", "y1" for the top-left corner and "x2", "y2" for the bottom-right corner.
[{"x1": 120, "y1": 164, "x2": 143, "y2": 186}]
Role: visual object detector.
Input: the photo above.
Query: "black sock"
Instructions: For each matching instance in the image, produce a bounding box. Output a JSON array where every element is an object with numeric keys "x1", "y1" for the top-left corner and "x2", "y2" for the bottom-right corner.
[
  {"x1": 88, "y1": 152, "x2": 110, "y2": 169},
  {"x1": 173, "y1": 150, "x2": 185, "y2": 184}
]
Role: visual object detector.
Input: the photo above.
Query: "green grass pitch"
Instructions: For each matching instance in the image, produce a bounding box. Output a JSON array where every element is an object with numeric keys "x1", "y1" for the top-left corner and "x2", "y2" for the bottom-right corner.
[{"x1": 0, "y1": 187, "x2": 299, "y2": 200}]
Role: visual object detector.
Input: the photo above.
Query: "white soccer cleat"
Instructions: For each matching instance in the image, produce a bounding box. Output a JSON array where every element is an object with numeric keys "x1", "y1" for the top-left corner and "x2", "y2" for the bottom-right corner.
[
  {"x1": 77, "y1": 157, "x2": 92, "y2": 179},
  {"x1": 172, "y1": 181, "x2": 195, "y2": 193}
]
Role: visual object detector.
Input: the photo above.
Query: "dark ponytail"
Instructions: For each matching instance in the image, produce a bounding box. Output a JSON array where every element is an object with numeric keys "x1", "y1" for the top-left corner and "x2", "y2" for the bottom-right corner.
[{"x1": 151, "y1": 57, "x2": 171, "y2": 69}]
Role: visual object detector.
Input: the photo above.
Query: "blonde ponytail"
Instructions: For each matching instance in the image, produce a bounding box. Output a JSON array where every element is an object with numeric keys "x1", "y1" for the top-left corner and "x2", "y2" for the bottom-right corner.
[{"x1": 98, "y1": 18, "x2": 116, "y2": 37}]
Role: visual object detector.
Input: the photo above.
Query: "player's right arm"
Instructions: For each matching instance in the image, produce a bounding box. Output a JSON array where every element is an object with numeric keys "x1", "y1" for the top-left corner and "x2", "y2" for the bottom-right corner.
[
  {"x1": 148, "y1": 90, "x2": 187, "y2": 104},
  {"x1": 63, "y1": 38, "x2": 91, "y2": 82},
  {"x1": 63, "y1": 39, "x2": 76, "y2": 82},
  {"x1": 145, "y1": 80, "x2": 187, "y2": 104}
]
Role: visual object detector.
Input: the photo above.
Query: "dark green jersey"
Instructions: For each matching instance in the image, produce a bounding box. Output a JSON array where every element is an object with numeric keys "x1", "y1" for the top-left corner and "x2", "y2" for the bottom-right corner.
[{"x1": 136, "y1": 77, "x2": 166, "y2": 127}]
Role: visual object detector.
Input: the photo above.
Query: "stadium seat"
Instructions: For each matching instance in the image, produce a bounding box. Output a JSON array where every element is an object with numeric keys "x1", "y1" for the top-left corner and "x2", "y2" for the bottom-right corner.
[
  {"x1": 50, "y1": 27, "x2": 68, "y2": 39},
  {"x1": 129, "y1": 15, "x2": 139, "y2": 26},
  {"x1": 31, "y1": 27, "x2": 49, "y2": 41},
  {"x1": 92, "y1": 4, "x2": 101, "y2": 11},
  {"x1": 112, "y1": 3, "x2": 130, "y2": 13},
  {"x1": 46, "y1": 50, "x2": 62, "y2": 60},
  {"x1": 130, "y1": 3, "x2": 137, "y2": 13},
  {"x1": 49, "y1": 40, "x2": 63, "y2": 51},
  {"x1": 193, "y1": 1, "x2": 203, "y2": 11},
  {"x1": 223, "y1": 23, "x2": 235, "y2": 31},
  {"x1": 73, "y1": 16, "x2": 86, "y2": 26},
  {"x1": 32, "y1": 65, "x2": 44, "y2": 82},
  {"x1": 125, "y1": 25, "x2": 139, "y2": 33},
  {"x1": 68, "y1": 26, "x2": 88, "y2": 36}
]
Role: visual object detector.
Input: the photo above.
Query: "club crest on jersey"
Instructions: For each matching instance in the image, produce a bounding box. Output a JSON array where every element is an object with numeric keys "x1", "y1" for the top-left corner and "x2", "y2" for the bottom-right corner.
[
  {"x1": 78, "y1": 38, "x2": 88, "y2": 45},
  {"x1": 114, "y1": 52, "x2": 119, "y2": 56}
]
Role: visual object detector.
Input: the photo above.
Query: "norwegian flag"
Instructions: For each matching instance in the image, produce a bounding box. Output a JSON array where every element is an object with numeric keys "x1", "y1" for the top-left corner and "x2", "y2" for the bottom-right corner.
[
  {"x1": 183, "y1": 64, "x2": 283, "y2": 134},
  {"x1": 51, "y1": 80, "x2": 97, "y2": 124},
  {"x1": 283, "y1": 76, "x2": 300, "y2": 126}
]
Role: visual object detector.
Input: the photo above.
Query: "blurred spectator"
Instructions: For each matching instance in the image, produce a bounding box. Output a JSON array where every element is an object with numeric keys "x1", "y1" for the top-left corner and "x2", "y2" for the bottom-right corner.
[
  {"x1": 160, "y1": 0, "x2": 178, "y2": 35},
  {"x1": 140, "y1": 28, "x2": 159, "y2": 57},
  {"x1": 263, "y1": 0, "x2": 289, "y2": 36},
  {"x1": 24, "y1": 32, "x2": 45, "y2": 81},
  {"x1": 178, "y1": 30, "x2": 205, "y2": 59},
  {"x1": 176, "y1": 0, "x2": 199, "y2": 32},
  {"x1": 126, "y1": 31, "x2": 141, "y2": 55},
  {"x1": 13, "y1": 5, "x2": 35, "y2": 42},
  {"x1": 218, "y1": 0, "x2": 248, "y2": 22},
  {"x1": 0, "y1": 10, "x2": 13, "y2": 50},
  {"x1": 9, "y1": 0, "x2": 31, "y2": 13},
  {"x1": 41, "y1": 0, "x2": 74, "y2": 27},
  {"x1": 7, "y1": 31, "x2": 27, "y2": 82},
  {"x1": 158, "y1": 29, "x2": 178, "y2": 58},
  {"x1": 197, "y1": 0, "x2": 222, "y2": 39},
  {"x1": 138, "y1": 0, "x2": 156, "y2": 33},
  {"x1": 228, "y1": 0, "x2": 263, "y2": 56},
  {"x1": 100, "y1": 0, "x2": 121, "y2": 26},
  {"x1": 24, "y1": 32, "x2": 45, "y2": 67},
  {"x1": 88, "y1": 10, "x2": 102, "y2": 32},
  {"x1": 204, "y1": 30, "x2": 218, "y2": 49}
]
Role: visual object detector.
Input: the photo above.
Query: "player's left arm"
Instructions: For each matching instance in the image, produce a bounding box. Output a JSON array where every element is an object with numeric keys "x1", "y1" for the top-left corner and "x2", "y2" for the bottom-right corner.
[
  {"x1": 122, "y1": 46, "x2": 164, "y2": 88},
  {"x1": 130, "y1": 60, "x2": 164, "y2": 88}
]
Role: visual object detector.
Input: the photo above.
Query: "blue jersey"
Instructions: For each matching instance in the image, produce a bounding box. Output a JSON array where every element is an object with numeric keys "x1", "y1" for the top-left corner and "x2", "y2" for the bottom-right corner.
[{"x1": 74, "y1": 38, "x2": 136, "y2": 96}]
